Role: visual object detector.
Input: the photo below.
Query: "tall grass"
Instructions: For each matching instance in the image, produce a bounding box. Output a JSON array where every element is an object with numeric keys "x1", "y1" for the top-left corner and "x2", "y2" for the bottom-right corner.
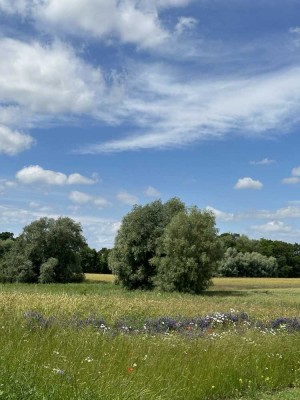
[
  {"x1": 0, "y1": 277, "x2": 299, "y2": 399},
  {"x1": 1, "y1": 320, "x2": 299, "y2": 399}
]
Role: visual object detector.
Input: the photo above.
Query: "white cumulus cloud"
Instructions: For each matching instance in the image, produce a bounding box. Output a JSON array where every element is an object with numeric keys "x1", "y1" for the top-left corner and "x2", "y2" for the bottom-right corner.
[
  {"x1": 0, "y1": 125, "x2": 34, "y2": 155},
  {"x1": 234, "y1": 177, "x2": 263, "y2": 190},
  {"x1": 117, "y1": 190, "x2": 138, "y2": 205},
  {"x1": 206, "y1": 206, "x2": 234, "y2": 221},
  {"x1": 69, "y1": 191, "x2": 109, "y2": 209},
  {"x1": 69, "y1": 191, "x2": 93, "y2": 204},
  {"x1": 67, "y1": 173, "x2": 97, "y2": 185},
  {"x1": 16, "y1": 166, "x2": 96, "y2": 186},
  {"x1": 0, "y1": 0, "x2": 180, "y2": 48},
  {"x1": 282, "y1": 166, "x2": 300, "y2": 184},
  {"x1": 251, "y1": 221, "x2": 292, "y2": 233},
  {"x1": 0, "y1": 38, "x2": 105, "y2": 119},
  {"x1": 292, "y1": 166, "x2": 300, "y2": 176},
  {"x1": 144, "y1": 186, "x2": 161, "y2": 197}
]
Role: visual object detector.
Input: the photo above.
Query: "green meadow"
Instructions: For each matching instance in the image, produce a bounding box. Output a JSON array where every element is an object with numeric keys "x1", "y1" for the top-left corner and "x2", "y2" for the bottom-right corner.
[{"x1": 0, "y1": 276, "x2": 299, "y2": 400}]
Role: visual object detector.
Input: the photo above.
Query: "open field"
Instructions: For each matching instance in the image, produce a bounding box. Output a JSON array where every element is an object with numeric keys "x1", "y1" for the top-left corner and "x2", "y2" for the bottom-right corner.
[{"x1": 0, "y1": 276, "x2": 299, "y2": 399}]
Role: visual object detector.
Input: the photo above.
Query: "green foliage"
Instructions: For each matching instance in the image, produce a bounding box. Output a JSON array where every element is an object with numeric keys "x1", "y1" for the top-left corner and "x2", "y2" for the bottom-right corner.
[
  {"x1": 0, "y1": 232, "x2": 14, "y2": 241},
  {"x1": 0, "y1": 238, "x2": 14, "y2": 259},
  {"x1": 80, "y1": 247, "x2": 112, "y2": 274},
  {"x1": 219, "y1": 234, "x2": 300, "y2": 277},
  {"x1": 109, "y1": 198, "x2": 185, "y2": 290},
  {"x1": 0, "y1": 240, "x2": 34, "y2": 283},
  {"x1": 98, "y1": 247, "x2": 112, "y2": 274},
  {"x1": 152, "y1": 208, "x2": 221, "y2": 293},
  {"x1": 39, "y1": 258, "x2": 58, "y2": 283},
  {"x1": 254, "y1": 239, "x2": 300, "y2": 277},
  {"x1": 15, "y1": 260, "x2": 36, "y2": 283},
  {"x1": 0, "y1": 217, "x2": 86, "y2": 283},
  {"x1": 219, "y1": 233, "x2": 256, "y2": 253},
  {"x1": 80, "y1": 246, "x2": 100, "y2": 273},
  {"x1": 219, "y1": 248, "x2": 278, "y2": 277}
]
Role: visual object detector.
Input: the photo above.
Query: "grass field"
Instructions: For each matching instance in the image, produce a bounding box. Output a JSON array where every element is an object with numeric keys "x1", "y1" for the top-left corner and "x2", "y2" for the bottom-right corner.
[{"x1": 0, "y1": 276, "x2": 299, "y2": 399}]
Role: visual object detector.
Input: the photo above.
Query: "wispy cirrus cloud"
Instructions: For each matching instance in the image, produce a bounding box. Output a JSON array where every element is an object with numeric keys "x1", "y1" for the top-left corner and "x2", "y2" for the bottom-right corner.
[
  {"x1": 208, "y1": 204, "x2": 300, "y2": 222},
  {"x1": 175, "y1": 16, "x2": 198, "y2": 35},
  {"x1": 79, "y1": 64, "x2": 300, "y2": 153},
  {"x1": 2, "y1": 16, "x2": 300, "y2": 156},
  {"x1": 250, "y1": 158, "x2": 276, "y2": 165}
]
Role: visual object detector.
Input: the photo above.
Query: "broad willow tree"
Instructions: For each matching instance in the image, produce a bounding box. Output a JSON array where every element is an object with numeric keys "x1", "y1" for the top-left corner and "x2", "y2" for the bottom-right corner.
[
  {"x1": 109, "y1": 198, "x2": 185, "y2": 290},
  {"x1": 0, "y1": 217, "x2": 86, "y2": 283},
  {"x1": 152, "y1": 208, "x2": 222, "y2": 294}
]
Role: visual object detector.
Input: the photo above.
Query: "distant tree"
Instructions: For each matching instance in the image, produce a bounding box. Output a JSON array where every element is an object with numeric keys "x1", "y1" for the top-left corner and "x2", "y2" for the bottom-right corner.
[
  {"x1": 219, "y1": 247, "x2": 278, "y2": 277},
  {"x1": 0, "y1": 232, "x2": 14, "y2": 241},
  {"x1": 0, "y1": 238, "x2": 14, "y2": 259},
  {"x1": 219, "y1": 233, "x2": 255, "y2": 253},
  {"x1": 98, "y1": 248, "x2": 112, "y2": 274},
  {"x1": 0, "y1": 217, "x2": 86, "y2": 283},
  {"x1": 80, "y1": 246, "x2": 100, "y2": 273},
  {"x1": 254, "y1": 239, "x2": 300, "y2": 277},
  {"x1": 109, "y1": 198, "x2": 185, "y2": 290},
  {"x1": 152, "y1": 208, "x2": 222, "y2": 294}
]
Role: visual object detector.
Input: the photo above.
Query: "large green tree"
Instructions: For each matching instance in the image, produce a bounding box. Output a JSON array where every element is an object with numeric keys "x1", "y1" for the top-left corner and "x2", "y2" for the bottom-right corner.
[
  {"x1": 0, "y1": 217, "x2": 86, "y2": 283},
  {"x1": 152, "y1": 208, "x2": 221, "y2": 294},
  {"x1": 109, "y1": 198, "x2": 185, "y2": 290}
]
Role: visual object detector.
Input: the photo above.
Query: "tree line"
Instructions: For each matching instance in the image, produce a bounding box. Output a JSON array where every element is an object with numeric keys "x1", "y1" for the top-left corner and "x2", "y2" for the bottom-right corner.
[{"x1": 0, "y1": 198, "x2": 299, "y2": 291}]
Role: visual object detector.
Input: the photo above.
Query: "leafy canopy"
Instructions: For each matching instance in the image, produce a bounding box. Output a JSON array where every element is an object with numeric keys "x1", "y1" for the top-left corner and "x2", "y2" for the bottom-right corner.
[
  {"x1": 0, "y1": 217, "x2": 86, "y2": 283},
  {"x1": 109, "y1": 198, "x2": 185, "y2": 290},
  {"x1": 152, "y1": 207, "x2": 222, "y2": 293},
  {"x1": 109, "y1": 199, "x2": 221, "y2": 293}
]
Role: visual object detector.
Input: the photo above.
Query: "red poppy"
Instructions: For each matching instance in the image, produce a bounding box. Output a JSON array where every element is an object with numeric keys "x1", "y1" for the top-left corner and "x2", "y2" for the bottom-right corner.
[{"x1": 127, "y1": 367, "x2": 134, "y2": 373}]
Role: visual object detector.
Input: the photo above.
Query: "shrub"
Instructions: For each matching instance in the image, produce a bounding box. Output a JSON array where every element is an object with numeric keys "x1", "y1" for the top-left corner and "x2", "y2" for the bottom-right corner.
[{"x1": 39, "y1": 258, "x2": 58, "y2": 283}]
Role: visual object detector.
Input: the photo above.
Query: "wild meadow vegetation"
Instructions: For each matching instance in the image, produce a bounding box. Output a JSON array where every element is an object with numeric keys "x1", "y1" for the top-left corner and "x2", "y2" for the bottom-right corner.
[
  {"x1": 1, "y1": 199, "x2": 300, "y2": 399},
  {"x1": 0, "y1": 276, "x2": 299, "y2": 400}
]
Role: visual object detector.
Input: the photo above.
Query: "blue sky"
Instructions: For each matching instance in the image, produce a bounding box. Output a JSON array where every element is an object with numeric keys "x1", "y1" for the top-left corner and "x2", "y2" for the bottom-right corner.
[{"x1": 1, "y1": 0, "x2": 300, "y2": 249}]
